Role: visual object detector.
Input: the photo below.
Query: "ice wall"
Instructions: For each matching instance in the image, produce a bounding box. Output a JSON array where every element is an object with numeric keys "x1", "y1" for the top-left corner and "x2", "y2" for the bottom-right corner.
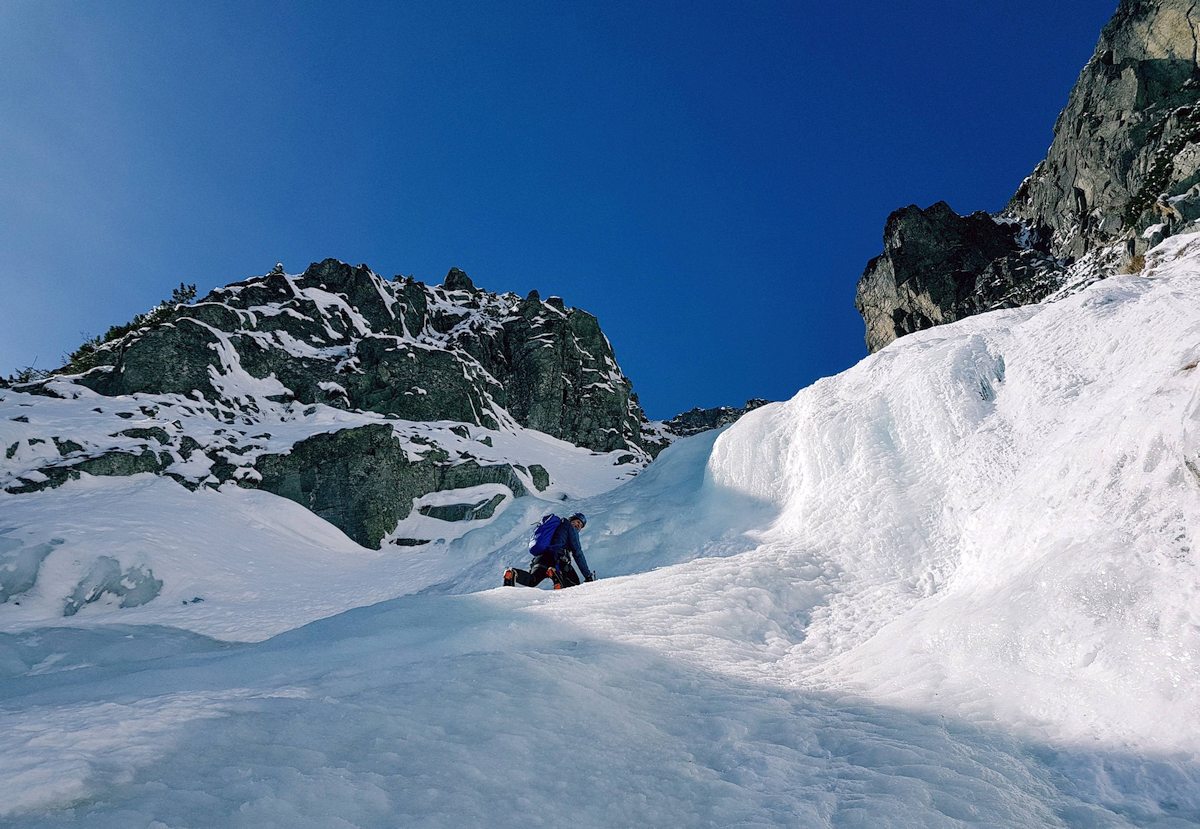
[{"x1": 704, "y1": 232, "x2": 1200, "y2": 747}]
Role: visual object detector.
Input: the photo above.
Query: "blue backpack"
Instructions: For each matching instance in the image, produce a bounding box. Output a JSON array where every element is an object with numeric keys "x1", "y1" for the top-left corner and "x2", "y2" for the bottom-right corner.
[{"x1": 529, "y1": 514, "x2": 563, "y2": 556}]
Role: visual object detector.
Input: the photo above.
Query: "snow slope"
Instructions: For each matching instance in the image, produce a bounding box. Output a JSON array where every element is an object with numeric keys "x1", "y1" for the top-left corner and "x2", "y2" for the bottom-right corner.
[
  {"x1": 0, "y1": 420, "x2": 639, "y2": 639},
  {"x1": 2, "y1": 234, "x2": 1200, "y2": 825}
]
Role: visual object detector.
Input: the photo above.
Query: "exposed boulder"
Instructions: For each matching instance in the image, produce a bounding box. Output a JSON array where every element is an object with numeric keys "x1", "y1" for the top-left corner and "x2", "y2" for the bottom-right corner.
[
  {"x1": 252, "y1": 424, "x2": 530, "y2": 549},
  {"x1": 526, "y1": 463, "x2": 551, "y2": 491},
  {"x1": 5, "y1": 449, "x2": 170, "y2": 495}
]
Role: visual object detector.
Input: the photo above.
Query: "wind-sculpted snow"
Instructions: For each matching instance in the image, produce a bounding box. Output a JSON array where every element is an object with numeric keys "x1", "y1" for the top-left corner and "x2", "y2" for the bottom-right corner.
[
  {"x1": 705, "y1": 230, "x2": 1200, "y2": 753},
  {"x1": 2, "y1": 235, "x2": 1200, "y2": 824}
]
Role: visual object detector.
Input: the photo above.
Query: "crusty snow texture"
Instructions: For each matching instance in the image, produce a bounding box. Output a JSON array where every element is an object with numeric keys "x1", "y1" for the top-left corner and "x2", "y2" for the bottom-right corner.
[{"x1": 2, "y1": 234, "x2": 1200, "y2": 826}]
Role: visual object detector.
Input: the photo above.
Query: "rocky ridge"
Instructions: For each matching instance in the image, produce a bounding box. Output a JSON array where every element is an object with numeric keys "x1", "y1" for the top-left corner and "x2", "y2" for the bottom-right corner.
[
  {"x1": 69, "y1": 260, "x2": 648, "y2": 455},
  {"x1": 2, "y1": 259, "x2": 765, "y2": 562},
  {"x1": 856, "y1": 0, "x2": 1200, "y2": 353},
  {"x1": 0, "y1": 261, "x2": 663, "y2": 551},
  {"x1": 654, "y1": 399, "x2": 771, "y2": 439}
]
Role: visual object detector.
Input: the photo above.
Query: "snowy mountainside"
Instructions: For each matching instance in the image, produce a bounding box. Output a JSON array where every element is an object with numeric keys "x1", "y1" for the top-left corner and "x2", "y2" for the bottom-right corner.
[
  {"x1": 510, "y1": 230, "x2": 1200, "y2": 752},
  {"x1": 1, "y1": 260, "x2": 659, "y2": 557},
  {"x1": 705, "y1": 231, "x2": 1200, "y2": 743},
  {"x1": 2, "y1": 235, "x2": 1200, "y2": 825},
  {"x1": 0, "y1": 407, "x2": 771, "y2": 638},
  {"x1": 0, "y1": 257, "x2": 751, "y2": 623}
]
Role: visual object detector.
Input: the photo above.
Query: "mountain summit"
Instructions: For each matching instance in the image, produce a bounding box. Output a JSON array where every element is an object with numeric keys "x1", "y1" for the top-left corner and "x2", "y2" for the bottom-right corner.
[{"x1": 68, "y1": 258, "x2": 650, "y2": 455}]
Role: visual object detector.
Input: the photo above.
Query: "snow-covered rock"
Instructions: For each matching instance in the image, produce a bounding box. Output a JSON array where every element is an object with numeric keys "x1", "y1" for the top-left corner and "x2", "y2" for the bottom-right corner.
[{"x1": 1, "y1": 260, "x2": 663, "y2": 549}]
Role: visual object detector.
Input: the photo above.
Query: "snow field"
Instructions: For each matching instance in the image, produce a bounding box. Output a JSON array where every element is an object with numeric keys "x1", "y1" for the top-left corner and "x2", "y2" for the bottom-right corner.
[
  {"x1": 0, "y1": 590, "x2": 1144, "y2": 827},
  {"x1": 536, "y1": 235, "x2": 1200, "y2": 752}
]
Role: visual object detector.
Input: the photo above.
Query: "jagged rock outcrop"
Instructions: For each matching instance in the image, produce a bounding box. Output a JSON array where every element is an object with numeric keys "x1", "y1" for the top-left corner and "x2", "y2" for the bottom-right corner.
[
  {"x1": 857, "y1": 0, "x2": 1200, "y2": 353},
  {"x1": 1009, "y1": 0, "x2": 1200, "y2": 258},
  {"x1": 72, "y1": 260, "x2": 648, "y2": 455},
  {"x1": 4, "y1": 447, "x2": 172, "y2": 495},
  {"x1": 640, "y1": 398, "x2": 772, "y2": 455},
  {"x1": 855, "y1": 204, "x2": 1064, "y2": 352},
  {"x1": 663, "y1": 399, "x2": 770, "y2": 438}
]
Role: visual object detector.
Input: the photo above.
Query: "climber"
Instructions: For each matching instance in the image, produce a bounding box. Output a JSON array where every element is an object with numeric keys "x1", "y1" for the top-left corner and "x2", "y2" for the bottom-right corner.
[
  {"x1": 503, "y1": 512, "x2": 596, "y2": 589},
  {"x1": 1153, "y1": 193, "x2": 1183, "y2": 224}
]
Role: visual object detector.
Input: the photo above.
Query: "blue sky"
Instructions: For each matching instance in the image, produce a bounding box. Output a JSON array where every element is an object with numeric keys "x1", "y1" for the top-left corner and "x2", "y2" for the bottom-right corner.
[{"x1": 1, "y1": 1, "x2": 1117, "y2": 419}]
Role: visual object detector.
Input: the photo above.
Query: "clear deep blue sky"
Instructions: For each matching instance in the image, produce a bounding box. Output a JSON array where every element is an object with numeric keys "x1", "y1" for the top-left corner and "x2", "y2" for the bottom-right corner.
[{"x1": 1, "y1": 1, "x2": 1117, "y2": 419}]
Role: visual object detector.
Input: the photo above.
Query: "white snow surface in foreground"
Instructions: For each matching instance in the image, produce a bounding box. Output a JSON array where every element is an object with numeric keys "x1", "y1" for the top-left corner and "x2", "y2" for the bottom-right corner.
[{"x1": 3, "y1": 234, "x2": 1200, "y2": 825}]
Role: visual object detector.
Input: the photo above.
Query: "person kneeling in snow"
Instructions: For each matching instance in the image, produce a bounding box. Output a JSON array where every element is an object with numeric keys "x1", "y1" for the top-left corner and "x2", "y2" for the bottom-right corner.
[{"x1": 504, "y1": 513, "x2": 596, "y2": 589}]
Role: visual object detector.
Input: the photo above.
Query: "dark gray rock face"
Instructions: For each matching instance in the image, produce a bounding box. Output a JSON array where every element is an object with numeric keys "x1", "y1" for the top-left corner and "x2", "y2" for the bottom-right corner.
[
  {"x1": 81, "y1": 319, "x2": 226, "y2": 398},
  {"x1": 501, "y1": 296, "x2": 644, "y2": 453},
  {"x1": 74, "y1": 259, "x2": 648, "y2": 455},
  {"x1": 5, "y1": 449, "x2": 170, "y2": 495},
  {"x1": 857, "y1": 0, "x2": 1200, "y2": 352},
  {"x1": 344, "y1": 336, "x2": 500, "y2": 427},
  {"x1": 1008, "y1": 0, "x2": 1200, "y2": 259},
  {"x1": 855, "y1": 203, "x2": 1065, "y2": 352},
  {"x1": 525, "y1": 464, "x2": 551, "y2": 491},
  {"x1": 252, "y1": 424, "x2": 530, "y2": 549}
]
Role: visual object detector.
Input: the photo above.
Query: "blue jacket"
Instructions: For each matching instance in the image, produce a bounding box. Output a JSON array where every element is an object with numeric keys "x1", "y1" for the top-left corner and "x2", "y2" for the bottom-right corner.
[{"x1": 540, "y1": 519, "x2": 592, "y2": 579}]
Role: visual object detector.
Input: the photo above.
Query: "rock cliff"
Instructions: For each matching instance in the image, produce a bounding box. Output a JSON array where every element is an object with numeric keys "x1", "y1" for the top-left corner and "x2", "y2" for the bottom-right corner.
[
  {"x1": 857, "y1": 0, "x2": 1200, "y2": 353},
  {"x1": 855, "y1": 204, "x2": 1063, "y2": 352},
  {"x1": 1009, "y1": 0, "x2": 1200, "y2": 258}
]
